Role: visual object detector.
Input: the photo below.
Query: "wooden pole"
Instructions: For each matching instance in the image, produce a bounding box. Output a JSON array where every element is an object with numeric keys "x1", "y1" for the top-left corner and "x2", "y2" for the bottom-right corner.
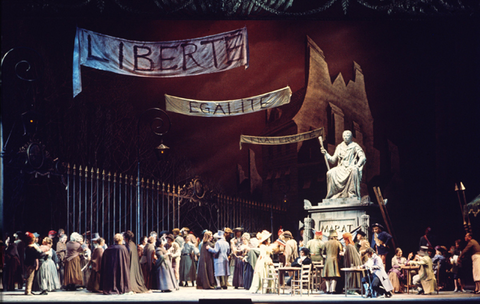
[{"x1": 373, "y1": 186, "x2": 396, "y2": 250}]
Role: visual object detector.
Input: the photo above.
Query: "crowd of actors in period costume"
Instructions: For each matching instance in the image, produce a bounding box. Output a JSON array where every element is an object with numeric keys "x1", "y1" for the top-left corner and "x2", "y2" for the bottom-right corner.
[{"x1": 2, "y1": 223, "x2": 480, "y2": 297}]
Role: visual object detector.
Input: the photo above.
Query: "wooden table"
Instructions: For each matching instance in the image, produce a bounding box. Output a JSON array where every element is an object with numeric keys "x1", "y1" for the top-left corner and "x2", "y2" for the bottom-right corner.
[
  {"x1": 341, "y1": 267, "x2": 366, "y2": 297},
  {"x1": 401, "y1": 265, "x2": 420, "y2": 294},
  {"x1": 277, "y1": 266, "x2": 301, "y2": 295}
]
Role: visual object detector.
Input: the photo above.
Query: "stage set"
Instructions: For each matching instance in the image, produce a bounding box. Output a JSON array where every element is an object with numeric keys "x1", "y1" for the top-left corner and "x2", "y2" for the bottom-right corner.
[
  {"x1": 1, "y1": 287, "x2": 479, "y2": 304},
  {"x1": 2, "y1": 1, "x2": 480, "y2": 304}
]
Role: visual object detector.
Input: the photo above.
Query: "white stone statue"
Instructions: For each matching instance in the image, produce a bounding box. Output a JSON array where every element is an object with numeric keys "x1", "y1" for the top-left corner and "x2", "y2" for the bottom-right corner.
[{"x1": 320, "y1": 130, "x2": 366, "y2": 199}]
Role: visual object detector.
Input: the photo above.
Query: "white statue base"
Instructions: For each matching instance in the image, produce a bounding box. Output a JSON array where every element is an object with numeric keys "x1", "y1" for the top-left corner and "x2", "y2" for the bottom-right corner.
[{"x1": 304, "y1": 196, "x2": 373, "y2": 242}]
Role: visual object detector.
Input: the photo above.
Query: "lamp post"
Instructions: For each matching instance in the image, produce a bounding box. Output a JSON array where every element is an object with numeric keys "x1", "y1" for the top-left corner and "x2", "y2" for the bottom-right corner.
[{"x1": 137, "y1": 108, "x2": 171, "y2": 241}]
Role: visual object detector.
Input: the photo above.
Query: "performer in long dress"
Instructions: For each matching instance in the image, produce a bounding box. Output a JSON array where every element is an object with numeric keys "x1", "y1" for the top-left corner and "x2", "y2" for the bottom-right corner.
[
  {"x1": 154, "y1": 240, "x2": 179, "y2": 292},
  {"x1": 231, "y1": 227, "x2": 245, "y2": 289},
  {"x1": 56, "y1": 234, "x2": 67, "y2": 289},
  {"x1": 207, "y1": 230, "x2": 231, "y2": 289},
  {"x1": 34, "y1": 237, "x2": 61, "y2": 294},
  {"x1": 86, "y1": 237, "x2": 104, "y2": 293},
  {"x1": 124, "y1": 231, "x2": 148, "y2": 293},
  {"x1": 179, "y1": 234, "x2": 199, "y2": 287},
  {"x1": 387, "y1": 247, "x2": 410, "y2": 293},
  {"x1": 343, "y1": 233, "x2": 362, "y2": 294},
  {"x1": 320, "y1": 130, "x2": 366, "y2": 199},
  {"x1": 242, "y1": 232, "x2": 256, "y2": 289},
  {"x1": 141, "y1": 236, "x2": 156, "y2": 289},
  {"x1": 64, "y1": 232, "x2": 86, "y2": 291},
  {"x1": 196, "y1": 231, "x2": 215, "y2": 289},
  {"x1": 165, "y1": 234, "x2": 181, "y2": 285},
  {"x1": 249, "y1": 230, "x2": 274, "y2": 293}
]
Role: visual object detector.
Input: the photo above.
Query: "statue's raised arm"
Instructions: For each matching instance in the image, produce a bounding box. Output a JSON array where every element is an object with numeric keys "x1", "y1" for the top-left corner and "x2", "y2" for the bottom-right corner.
[{"x1": 320, "y1": 130, "x2": 366, "y2": 199}]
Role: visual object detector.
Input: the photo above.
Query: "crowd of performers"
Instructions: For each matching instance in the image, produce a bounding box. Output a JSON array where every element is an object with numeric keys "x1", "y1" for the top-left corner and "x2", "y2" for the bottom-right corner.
[{"x1": 2, "y1": 223, "x2": 480, "y2": 297}]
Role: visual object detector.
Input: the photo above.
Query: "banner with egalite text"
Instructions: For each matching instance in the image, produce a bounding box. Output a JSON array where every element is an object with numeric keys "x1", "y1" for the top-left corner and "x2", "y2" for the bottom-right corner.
[
  {"x1": 165, "y1": 86, "x2": 292, "y2": 117},
  {"x1": 73, "y1": 27, "x2": 249, "y2": 97}
]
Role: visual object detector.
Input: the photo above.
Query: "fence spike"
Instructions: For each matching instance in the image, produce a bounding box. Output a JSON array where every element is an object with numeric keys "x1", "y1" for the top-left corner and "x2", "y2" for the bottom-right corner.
[{"x1": 79, "y1": 165, "x2": 83, "y2": 176}]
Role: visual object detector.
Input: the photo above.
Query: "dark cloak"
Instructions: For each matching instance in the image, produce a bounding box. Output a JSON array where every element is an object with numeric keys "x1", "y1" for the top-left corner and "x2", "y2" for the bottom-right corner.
[
  {"x1": 196, "y1": 241, "x2": 215, "y2": 289},
  {"x1": 100, "y1": 244, "x2": 131, "y2": 295},
  {"x1": 3, "y1": 242, "x2": 21, "y2": 291},
  {"x1": 127, "y1": 240, "x2": 148, "y2": 293}
]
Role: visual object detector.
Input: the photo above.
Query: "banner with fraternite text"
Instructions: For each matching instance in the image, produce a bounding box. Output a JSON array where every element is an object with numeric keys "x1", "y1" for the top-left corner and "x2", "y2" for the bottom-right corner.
[
  {"x1": 165, "y1": 86, "x2": 292, "y2": 117},
  {"x1": 239, "y1": 127, "x2": 324, "y2": 149},
  {"x1": 73, "y1": 27, "x2": 249, "y2": 97}
]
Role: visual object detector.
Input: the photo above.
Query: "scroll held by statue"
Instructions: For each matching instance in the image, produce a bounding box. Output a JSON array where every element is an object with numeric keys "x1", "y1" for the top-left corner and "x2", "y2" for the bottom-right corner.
[
  {"x1": 73, "y1": 27, "x2": 249, "y2": 97},
  {"x1": 166, "y1": 86, "x2": 292, "y2": 117},
  {"x1": 239, "y1": 127, "x2": 323, "y2": 150}
]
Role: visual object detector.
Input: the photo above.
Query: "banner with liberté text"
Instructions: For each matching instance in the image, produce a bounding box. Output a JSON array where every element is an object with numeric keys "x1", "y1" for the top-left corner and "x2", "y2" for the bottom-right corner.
[
  {"x1": 73, "y1": 27, "x2": 249, "y2": 97},
  {"x1": 165, "y1": 86, "x2": 292, "y2": 117},
  {"x1": 239, "y1": 127, "x2": 324, "y2": 149}
]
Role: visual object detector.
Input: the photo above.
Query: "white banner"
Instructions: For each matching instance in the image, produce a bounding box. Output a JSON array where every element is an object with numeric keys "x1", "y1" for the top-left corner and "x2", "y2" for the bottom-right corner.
[
  {"x1": 240, "y1": 127, "x2": 324, "y2": 149},
  {"x1": 165, "y1": 86, "x2": 292, "y2": 117},
  {"x1": 73, "y1": 27, "x2": 249, "y2": 97}
]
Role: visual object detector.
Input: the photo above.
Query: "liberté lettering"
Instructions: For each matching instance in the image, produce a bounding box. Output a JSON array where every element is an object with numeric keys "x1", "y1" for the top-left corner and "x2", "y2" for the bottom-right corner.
[{"x1": 86, "y1": 31, "x2": 245, "y2": 73}]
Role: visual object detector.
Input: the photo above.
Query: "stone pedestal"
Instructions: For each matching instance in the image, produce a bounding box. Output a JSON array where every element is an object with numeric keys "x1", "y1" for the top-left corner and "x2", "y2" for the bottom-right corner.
[{"x1": 304, "y1": 197, "x2": 372, "y2": 243}]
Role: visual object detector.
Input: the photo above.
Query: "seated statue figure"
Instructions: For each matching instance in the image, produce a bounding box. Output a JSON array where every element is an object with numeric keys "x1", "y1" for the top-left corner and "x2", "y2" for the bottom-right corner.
[{"x1": 320, "y1": 130, "x2": 366, "y2": 199}]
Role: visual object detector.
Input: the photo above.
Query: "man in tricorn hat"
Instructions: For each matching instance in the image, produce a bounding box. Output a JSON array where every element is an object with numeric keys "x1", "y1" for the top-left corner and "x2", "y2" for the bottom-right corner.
[
  {"x1": 371, "y1": 223, "x2": 392, "y2": 266},
  {"x1": 321, "y1": 230, "x2": 343, "y2": 294}
]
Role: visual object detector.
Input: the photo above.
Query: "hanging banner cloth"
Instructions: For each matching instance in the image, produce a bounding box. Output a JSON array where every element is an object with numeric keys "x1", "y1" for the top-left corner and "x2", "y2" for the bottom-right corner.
[
  {"x1": 73, "y1": 27, "x2": 249, "y2": 97},
  {"x1": 165, "y1": 86, "x2": 292, "y2": 117},
  {"x1": 239, "y1": 127, "x2": 324, "y2": 150}
]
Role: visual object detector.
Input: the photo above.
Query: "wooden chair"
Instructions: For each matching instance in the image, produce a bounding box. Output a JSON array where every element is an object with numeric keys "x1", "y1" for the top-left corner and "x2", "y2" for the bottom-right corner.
[
  {"x1": 261, "y1": 265, "x2": 278, "y2": 294},
  {"x1": 311, "y1": 261, "x2": 323, "y2": 292},
  {"x1": 291, "y1": 264, "x2": 311, "y2": 296}
]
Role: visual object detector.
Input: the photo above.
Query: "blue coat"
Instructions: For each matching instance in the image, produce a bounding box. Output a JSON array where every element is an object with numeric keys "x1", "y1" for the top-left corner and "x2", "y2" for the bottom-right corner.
[{"x1": 207, "y1": 238, "x2": 230, "y2": 276}]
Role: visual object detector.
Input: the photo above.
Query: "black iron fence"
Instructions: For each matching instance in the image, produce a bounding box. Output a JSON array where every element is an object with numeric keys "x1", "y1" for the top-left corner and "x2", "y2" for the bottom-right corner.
[{"x1": 65, "y1": 164, "x2": 285, "y2": 245}]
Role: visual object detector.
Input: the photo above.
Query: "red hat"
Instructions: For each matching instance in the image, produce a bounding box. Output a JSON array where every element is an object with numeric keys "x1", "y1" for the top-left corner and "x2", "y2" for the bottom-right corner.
[
  {"x1": 25, "y1": 232, "x2": 35, "y2": 243},
  {"x1": 48, "y1": 230, "x2": 56, "y2": 236},
  {"x1": 315, "y1": 231, "x2": 323, "y2": 236}
]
